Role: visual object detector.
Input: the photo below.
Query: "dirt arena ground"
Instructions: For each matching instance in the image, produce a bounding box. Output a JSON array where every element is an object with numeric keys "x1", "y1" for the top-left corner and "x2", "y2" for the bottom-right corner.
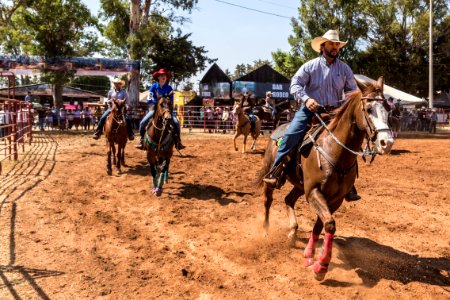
[{"x1": 0, "y1": 129, "x2": 449, "y2": 299}]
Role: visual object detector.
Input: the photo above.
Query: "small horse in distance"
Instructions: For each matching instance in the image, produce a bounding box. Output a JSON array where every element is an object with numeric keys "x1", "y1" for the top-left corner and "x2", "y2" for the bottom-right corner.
[
  {"x1": 144, "y1": 94, "x2": 175, "y2": 196},
  {"x1": 104, "y1": 99, "x2": 128, "y2": 175},
  {"x1": 256, "y1": 76, "x2": 394, "y2": 281},
  {"x1": 232, "y1": 98, "x2": 262, "y2": 153}
]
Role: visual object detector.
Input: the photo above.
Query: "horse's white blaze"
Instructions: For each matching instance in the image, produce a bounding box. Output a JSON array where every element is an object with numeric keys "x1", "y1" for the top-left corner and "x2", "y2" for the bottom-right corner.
[{"x1": 369, "y1": 101, "x2": 394, "y2": 154}]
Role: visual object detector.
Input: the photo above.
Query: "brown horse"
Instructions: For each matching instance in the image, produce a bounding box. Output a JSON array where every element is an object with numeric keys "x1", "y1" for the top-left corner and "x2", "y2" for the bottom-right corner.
[
  {"x1": 104, "y1": 99, "x2": 128, "y2": 175},
  {"x1": 256, "y1": 76, "x2": 394, "y2": 281},
  {"x1": 232, "y1": 99, "x2": 262, "y2": 153},
  {"x1": 144, "y1": 94, "x2": 174, "y2": 196}
]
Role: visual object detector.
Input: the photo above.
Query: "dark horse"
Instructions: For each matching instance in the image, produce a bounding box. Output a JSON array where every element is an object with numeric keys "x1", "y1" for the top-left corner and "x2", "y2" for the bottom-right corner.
[
  {"x1": 253, "y1": 99, "x2": 299, "y2": 130},
  {"x1": 256, "y1": 77, "x2": 394, "y2": 281},
  {"x1": 104, "y1": 99, "x2": 128, "y2": 175},
  {"x1": 144, "y1": 94, "x2": 174, "y2": 196}
]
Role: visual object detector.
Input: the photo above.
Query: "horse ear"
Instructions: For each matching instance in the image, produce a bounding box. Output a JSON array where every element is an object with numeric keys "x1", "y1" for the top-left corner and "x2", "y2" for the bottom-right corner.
[
  {"x1": 377, "y1": 76, "x2": 384, "y2": 90},
  {"x1": 354, "y1": 77, "x2": 367, "y2": 92}
]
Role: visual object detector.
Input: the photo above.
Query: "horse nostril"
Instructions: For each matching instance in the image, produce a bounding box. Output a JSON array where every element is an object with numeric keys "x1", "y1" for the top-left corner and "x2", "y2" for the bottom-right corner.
[{"x1": 380, "y1": 140, "x2": 386, "y2": 147}]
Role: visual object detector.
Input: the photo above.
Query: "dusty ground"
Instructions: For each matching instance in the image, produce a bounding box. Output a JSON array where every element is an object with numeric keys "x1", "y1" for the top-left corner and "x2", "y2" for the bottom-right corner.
[{"x1": 0, "y1": 129, "x2": 449, "y2": 299}]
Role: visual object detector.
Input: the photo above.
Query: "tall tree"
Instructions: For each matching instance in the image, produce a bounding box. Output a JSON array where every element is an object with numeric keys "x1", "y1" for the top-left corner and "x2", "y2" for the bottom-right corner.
[
  {"x1": 100, "y1": 0, "x2": 214, "y2": 108},
  {"x1": 0, "y1": 0, "x2": 101, "y2": 107}
]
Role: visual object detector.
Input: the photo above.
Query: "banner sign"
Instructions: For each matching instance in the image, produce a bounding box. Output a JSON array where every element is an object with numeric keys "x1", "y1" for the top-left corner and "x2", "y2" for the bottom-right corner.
[
  {"x1": 0, "y1": 55, "x2": 140, "y2": 76},
  {"x1": 200, "y1": 82, "x2": 230, "y2": 99},
  {"x1": 233, "y1": 81, "x2": 292, "y2": 99}
]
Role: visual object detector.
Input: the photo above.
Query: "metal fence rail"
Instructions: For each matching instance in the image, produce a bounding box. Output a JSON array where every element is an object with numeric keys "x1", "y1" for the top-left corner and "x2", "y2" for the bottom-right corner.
[
  {"x1": 0, "y1": 97, "x2": 33, "y2": 174},
  {"x1": 175, "y1": 105, "x2": 294, "y2": 134}
]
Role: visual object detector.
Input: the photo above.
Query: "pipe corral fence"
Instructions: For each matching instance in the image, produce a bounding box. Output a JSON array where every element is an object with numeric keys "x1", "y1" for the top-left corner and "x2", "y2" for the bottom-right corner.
[
  {"x1": 0, "y1": 72, "x2": 33, "y2": 175},
  {"x1": 171, "y1": 105, "x2": 295, "y2": 134}
]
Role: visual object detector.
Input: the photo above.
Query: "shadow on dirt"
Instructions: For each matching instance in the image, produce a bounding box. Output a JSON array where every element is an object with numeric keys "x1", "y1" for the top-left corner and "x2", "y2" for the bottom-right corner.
[
  {"x1": 328, "y1": 236, "x2": 450, "y2": 288},
  {"x1": 174, "y1": 183, "x2": 252, "y2": 206},
  {"x1": 388, "y1": 149, "x2": 412, "y2": 155}
]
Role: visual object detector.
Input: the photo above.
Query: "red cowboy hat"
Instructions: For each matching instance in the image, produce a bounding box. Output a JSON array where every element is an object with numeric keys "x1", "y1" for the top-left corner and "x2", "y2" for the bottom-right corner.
[{"x1": 152, "y1": 68, "x2": 172, "y2": 81}]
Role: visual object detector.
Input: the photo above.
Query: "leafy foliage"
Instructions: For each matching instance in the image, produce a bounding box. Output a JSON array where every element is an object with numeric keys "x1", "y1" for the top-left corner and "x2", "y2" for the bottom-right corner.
[{"x1": 272, "y1": 0, "x2": 450, "y2": 97}]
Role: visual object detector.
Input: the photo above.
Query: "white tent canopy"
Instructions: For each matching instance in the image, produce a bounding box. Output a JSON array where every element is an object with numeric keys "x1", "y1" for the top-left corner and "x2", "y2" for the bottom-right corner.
[{"x1": 354, "y1": 74, "x2": 424, "y2": 104}]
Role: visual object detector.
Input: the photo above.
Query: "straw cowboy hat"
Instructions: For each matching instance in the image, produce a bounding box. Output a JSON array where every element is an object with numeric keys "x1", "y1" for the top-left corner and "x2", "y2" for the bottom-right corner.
[
  {"x1": 152, "y1": 68, "x2": 172, "y2": 81},
  {"x1": 266, "y1": 91, "x2": 272, "y2": 97},
  {"x1": 112, "y1": 77, "x2": 125, "y2": 86},
  {"x1": 311, "y1": 30, "x2": 348, "y2": 53}
]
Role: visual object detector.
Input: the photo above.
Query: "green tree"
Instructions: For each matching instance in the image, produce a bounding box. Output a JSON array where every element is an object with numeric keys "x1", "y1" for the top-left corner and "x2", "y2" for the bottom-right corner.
[
  {"x1": 100, "y1": 0, "x2": 214, "y2": 108},
  {"x1": 0, "y1": 0, "x2": 101, "y2": 108}
]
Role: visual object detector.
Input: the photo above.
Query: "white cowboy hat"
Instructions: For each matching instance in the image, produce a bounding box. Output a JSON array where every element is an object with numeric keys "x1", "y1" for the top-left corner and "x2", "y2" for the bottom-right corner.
[
  {"x1": 266, "y1": 91, "x2": 272, "y2": 96},
  {"x1": 112, "y1": 77, "x2": 125, "y2": 85},
  {"x1": 311, "y1": 30, "x2": 348, "y2": 53}
]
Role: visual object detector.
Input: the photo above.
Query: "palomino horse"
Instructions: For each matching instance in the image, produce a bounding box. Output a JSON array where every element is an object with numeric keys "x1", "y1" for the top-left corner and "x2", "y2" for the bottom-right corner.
[
  {"x1": 232, "y1": 99, "x2": 262, "y2": 153},
  {"x1": 144, "y1": 94, "x2": 174, "y2": 196},
  {"x1": 253, "y1": 99, "x2": 298, "y2": 130},
  {"x1": 104, "y1": 99, "x2": 128, "y2": 175},
  {"x1": 256, "y1": 76, "x2": 394, "y2": 281}
]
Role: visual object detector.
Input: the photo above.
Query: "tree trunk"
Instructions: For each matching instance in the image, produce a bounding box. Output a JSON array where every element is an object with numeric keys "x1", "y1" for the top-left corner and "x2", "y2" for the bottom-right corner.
[
  {"x1": 52, "y1": 83, "x2": 63, "y2": 108},
  {"x1": 128, "y1": 67, "x2": 140, "y2": 108},
  {"x1": 128, "y1": 0, "x2": 141, "y2": 109}
]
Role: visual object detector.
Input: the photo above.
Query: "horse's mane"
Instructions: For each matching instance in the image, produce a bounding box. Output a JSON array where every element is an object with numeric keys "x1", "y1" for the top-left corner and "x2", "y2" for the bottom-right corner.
[{"x1": 327, "y1": 89, "x2": 363, "y2": 131}]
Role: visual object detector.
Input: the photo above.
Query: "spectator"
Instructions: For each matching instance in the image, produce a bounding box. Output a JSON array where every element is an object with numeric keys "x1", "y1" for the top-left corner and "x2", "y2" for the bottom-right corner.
[
  {"x1": 37, "y1": 107, "x2": 46, "y2": 131},
  {"x1": 82, "y1": 107, "x2": 92, "y2": 130},
  {"x1": 24, "y1": 91, "x2": 32, "y2": 103},
  {"x1": 67, "y1": 109, "x2": 74, "y2": 129},
  {"x1": 429, "y1": 109, "x2": 438, "y2": 134},
  {"x1": 73, "y1": 108, "x2": 81, "y2": 130}
]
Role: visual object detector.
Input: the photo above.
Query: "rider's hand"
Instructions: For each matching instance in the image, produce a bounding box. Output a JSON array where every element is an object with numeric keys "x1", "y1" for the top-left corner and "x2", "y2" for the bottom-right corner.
[{"x1": 305, "y1": 98, "x2": 319, "y2": 112}]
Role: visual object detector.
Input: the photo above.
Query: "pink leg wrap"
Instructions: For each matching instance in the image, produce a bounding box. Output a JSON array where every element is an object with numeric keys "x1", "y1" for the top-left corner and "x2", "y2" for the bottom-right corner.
[
  {"x1": 304, "y1": 233, "x2": 319, "y2": 267},
  {"x1": 313, "y1": 233, "x2": 334, "y2": 275}
]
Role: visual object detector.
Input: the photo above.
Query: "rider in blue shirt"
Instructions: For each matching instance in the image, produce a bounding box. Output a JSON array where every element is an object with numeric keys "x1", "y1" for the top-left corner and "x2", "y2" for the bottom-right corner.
[{"x1": 135, "y1": 68, "x2": 186, "y2": 150}]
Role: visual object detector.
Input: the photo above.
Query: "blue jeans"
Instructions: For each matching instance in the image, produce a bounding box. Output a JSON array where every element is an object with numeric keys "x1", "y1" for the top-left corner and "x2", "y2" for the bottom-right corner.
[
  {"x1": 274, "y1": 104, "x2": 314, "y2": 166},
  {"x1": 97, "y1": 108, "x2": 134, "y2": 137},
  {"x1": 139, "y1": 110, "x2": 181, "y2": 138}
]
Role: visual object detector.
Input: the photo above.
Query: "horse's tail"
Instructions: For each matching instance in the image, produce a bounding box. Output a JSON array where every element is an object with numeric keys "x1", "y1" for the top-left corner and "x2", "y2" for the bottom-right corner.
[{"x1": 255, "y1": 138, "x2": 276, "y2": 189}]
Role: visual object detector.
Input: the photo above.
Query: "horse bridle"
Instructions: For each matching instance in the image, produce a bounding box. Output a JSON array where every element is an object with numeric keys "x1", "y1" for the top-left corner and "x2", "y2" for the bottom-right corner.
[
  {"x1": 360, "y1": 91, "x2": 391, "y2": 143},
  {"x1": 111, "y1": 101, "x2": 126, "y2": 132},
  {"x1": 314, "y1": 90, "x2": 390, "y2": 162}
]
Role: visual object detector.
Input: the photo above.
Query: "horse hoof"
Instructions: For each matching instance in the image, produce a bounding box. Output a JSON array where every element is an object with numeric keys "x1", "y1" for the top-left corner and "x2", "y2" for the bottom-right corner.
[
  {"x1": 312, "y1": 261, "x2": 328, "y2": 281},
  {"x1": 107, "y1": 170, "x2": 112, "y2": 176}
]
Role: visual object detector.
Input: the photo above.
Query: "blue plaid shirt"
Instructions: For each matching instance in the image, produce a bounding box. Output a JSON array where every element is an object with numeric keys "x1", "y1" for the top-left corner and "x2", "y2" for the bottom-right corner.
[{"x1": 290, "y1": 56, "x2": 357, "y2": 107}]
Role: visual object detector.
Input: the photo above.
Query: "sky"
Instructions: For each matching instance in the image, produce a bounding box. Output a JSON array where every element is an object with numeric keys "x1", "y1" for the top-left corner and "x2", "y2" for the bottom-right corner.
[{"x1": 83, "y1": 0, "x2": 299, "y2": 87}]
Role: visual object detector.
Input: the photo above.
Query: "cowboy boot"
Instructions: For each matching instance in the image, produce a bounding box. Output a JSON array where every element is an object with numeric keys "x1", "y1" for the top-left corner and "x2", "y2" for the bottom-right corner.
[
  {"x1": 92, "y1": 128, "x2": 101, "y2": 140},
  {"x1": 263, "y1": 155, "x2": 290, "y2": 189},
  {"x1": 345, "y1": 185, "x2": 361, "y2": 201},
  {"x1": 175, "y1": 134, "x2": 186, "y2": 150},
  {"x1": 135, "y1": 137, "x2": 145, "y2": 150}
]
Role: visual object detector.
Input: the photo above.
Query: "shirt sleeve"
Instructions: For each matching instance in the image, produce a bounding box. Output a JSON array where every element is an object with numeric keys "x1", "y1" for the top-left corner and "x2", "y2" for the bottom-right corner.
[
  {"x1": 290, "y1": 64, "x2": 311, "y2": 103},
  {"x1": 147, "y1": 85, "x2": 157, "y2": 104},
  {"x1": 343, "y1": 64, "x2": 357, "y2": 92},
  {"x1": 122, "y1": 90, "x2": 129, "y2": 102}
]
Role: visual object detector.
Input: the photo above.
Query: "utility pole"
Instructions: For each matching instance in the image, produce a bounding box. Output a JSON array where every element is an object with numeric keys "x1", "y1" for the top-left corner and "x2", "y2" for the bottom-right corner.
[{"x1": 429, "y1": 0, "x2": 433, "y2": 108}]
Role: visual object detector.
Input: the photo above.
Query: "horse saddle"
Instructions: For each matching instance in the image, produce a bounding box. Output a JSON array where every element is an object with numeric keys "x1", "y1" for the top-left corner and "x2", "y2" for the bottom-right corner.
[{"x1": 270, "y1": 122, "x2": 325, "y2": 156}]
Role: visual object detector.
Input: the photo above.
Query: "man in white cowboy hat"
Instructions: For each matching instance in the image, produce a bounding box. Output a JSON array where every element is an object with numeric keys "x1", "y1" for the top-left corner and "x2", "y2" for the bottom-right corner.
[
  {"x1": 263, "y1": 29, "x2": 361, "y2": 201},
  {"x1": 92, "y1": 76, "x2": 135, "y2": 140}
]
